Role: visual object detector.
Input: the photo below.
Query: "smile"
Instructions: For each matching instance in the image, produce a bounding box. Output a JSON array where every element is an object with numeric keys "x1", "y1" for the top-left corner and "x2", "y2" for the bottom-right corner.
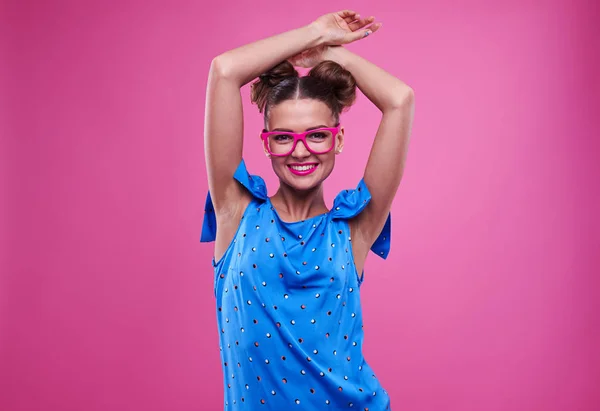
[{"x1": 287, "y1": 164, "x2": 318, "y2": 176}]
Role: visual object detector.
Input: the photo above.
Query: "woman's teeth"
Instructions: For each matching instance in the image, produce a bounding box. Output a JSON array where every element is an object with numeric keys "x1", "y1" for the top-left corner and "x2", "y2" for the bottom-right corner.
[{"x1": 290, "y1": 165, "x2": 316, "y2": 171}]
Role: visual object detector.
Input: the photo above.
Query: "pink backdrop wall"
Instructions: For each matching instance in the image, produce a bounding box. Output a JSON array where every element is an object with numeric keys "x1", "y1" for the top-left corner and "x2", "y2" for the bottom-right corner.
[{"x1": 2, "y1": 0, "x2": 599, "y2": 410}]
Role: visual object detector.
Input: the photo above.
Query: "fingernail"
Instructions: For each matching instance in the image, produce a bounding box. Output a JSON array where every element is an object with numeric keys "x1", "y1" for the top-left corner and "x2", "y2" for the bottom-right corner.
[{"x1": 364, "y1": 31, "x2": 370, "y2": 37}]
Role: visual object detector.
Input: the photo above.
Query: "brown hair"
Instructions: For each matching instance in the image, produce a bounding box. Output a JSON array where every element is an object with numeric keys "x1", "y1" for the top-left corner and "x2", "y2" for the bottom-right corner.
[{"x1": 250, "y1": 60, "x2": 357, "y2": 127}]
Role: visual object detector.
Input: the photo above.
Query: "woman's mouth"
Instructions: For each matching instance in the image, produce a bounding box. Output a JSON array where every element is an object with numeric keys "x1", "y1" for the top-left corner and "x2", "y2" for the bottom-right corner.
[{"x1": 287, "y1": 163, "x2": 318, "y2": 176}]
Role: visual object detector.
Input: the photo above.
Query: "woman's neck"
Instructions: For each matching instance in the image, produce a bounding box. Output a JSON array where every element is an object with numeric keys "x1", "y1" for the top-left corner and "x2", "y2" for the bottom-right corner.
[{"x1": 270, "y1": 183, "x2": 328, "y2": 222}]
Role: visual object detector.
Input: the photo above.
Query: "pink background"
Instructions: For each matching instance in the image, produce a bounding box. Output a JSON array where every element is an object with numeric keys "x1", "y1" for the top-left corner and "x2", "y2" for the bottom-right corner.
[{"x1": 2, "y1": 0, "x2": 599, "y2": 410}]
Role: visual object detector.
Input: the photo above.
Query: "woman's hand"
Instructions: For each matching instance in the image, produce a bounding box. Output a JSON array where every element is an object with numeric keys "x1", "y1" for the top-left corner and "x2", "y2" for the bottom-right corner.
[
  {"x1": 310, "y1": 10, "x2": 381, "y2": 46},
  {"x1": 288, "y1": 11, "x2": 381, "y2": 68}
]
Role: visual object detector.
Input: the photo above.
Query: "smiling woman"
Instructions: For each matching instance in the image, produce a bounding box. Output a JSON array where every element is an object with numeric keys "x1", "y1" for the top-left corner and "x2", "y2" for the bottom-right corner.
[
  {"x1": 201, "y1": 9, "x2": 414, "y2": 410},
  {"x1": 258, "y1": 96, "x2": 347, "y2": 193}
]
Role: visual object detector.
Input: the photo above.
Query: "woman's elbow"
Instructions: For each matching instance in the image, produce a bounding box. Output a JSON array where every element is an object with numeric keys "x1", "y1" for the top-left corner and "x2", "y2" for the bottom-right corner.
[
  {"x1": 389, "y1": 86, "x2": 415, "y2": 110},
  {"x1": 210, "y1": 55, "x2": 236, "y2": 80}
]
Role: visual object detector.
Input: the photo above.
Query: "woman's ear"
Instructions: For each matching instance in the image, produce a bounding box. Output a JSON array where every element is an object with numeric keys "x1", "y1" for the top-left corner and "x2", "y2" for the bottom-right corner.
[
  {"x1": 335, "y1": 127, "x2": 345, "y2": 154},
  {"x1": 259, "y1": 132, "x2": 271, "y2": 158}
]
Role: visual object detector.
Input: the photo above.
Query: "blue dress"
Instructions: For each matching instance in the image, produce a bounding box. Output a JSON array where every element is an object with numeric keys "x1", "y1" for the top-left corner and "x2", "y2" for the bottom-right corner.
[{"x1": 201, "y1": 159, "x2": 393, "y2": 410}]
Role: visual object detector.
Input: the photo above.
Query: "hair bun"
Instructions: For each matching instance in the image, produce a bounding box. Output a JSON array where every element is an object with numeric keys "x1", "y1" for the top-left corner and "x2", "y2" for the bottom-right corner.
[
  {"x1": 308, "y1": 60, "x2": 357, "y2": 111},
  {"x1": 251, "y1": 61, "x2": 298, "y2": 113}
]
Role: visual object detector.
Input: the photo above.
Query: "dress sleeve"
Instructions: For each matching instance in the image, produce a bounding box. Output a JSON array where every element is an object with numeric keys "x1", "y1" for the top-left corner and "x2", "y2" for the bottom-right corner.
[
  {"x1": 330, "y1": 178, "x2": 392, "y2": 259},
  {"x1": 200, "y1": 159, "x2": 268, "y2": 243}
]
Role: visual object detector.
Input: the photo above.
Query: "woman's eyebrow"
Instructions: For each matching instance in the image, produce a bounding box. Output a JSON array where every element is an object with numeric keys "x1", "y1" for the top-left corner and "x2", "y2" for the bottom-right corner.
[{"x1": 271, "y1": 125, "x2": 329, "y2": 132}]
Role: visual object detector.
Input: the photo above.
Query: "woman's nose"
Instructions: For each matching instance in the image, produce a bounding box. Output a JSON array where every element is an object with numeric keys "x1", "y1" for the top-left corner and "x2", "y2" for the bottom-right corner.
[{"x1": 291, "y1": 140, "x2": 310, "y2": 157}]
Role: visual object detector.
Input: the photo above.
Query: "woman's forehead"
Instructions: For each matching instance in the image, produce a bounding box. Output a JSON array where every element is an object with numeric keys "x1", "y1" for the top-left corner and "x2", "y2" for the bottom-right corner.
[{"x1": 268, "y1": 99, "x2": 334, "y2": 131}]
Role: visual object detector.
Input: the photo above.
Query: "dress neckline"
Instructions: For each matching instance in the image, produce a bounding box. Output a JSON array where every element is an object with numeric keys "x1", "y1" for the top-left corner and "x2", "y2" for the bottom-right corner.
[{"x1": 266, "y1": 197, "x2": 329, "y2": 225}]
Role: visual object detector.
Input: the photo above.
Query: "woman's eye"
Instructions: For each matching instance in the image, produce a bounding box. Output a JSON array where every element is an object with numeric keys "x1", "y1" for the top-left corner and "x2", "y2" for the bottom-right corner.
[
  {"x1": 308, "y1": 132, "x2": 326, "y2": 139},
  {"x1": 274, "y1": 134, "x2": 292, "y2": 141}
]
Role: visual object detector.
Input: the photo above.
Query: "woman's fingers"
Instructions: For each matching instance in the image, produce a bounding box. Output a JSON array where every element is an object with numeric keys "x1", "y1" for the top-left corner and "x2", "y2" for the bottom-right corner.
[
  {"x1": 348, "y1": 16, "x2": 374, "y2": 31},
  {"x1": 369, "y1": 22, "x2": 382, "y2": 34},
  {"x1": 345, "y1": 22, "x2": 382, "y2": 43},
  {"x1": 336, "y1": 9, "x2": 359, "y2": 23},
  {"x1": 337, "y1": 9, "x2": 358, "y2": 18},
  {"x1": 342, "y1": 13, "x2": 360, "y2": 24}
]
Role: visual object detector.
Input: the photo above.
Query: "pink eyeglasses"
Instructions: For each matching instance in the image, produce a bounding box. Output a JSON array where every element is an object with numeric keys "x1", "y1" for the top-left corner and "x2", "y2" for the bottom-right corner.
[{"x1": 260, "y1": 125, "x2": 341, "y2": 157}]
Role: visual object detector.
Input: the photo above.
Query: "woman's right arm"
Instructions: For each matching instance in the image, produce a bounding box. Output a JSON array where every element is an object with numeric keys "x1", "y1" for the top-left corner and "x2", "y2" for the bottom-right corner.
[{"x1": 205, "y1": 24, "x2": 325, "y2": 216}]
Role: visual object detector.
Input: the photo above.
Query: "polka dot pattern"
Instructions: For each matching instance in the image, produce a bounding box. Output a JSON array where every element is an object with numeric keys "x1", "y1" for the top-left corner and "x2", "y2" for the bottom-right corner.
[{"x1": 201, "y1": 159, "x2": 392, "y2": 409}]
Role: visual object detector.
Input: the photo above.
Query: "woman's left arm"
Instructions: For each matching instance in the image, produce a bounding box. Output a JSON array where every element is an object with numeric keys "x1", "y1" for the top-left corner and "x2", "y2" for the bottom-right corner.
[{"x1": 325, "y1": 45, "x2": 415, "y2": 248}]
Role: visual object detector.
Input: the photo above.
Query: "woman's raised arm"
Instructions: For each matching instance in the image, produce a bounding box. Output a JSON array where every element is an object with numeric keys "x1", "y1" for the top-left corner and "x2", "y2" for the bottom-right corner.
[
  {"x1": 323, "y1": 45, "x2": 415, "y2": 262},
  {"x1": 205, "y1": 25, "x2": 321, "y2": 215}
]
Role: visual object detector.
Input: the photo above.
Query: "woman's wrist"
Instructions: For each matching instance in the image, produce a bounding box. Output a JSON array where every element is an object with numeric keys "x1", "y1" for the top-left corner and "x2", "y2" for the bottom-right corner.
[
  {"x1": 323, "y1": 46, "x2": 350, "y2": 68},
  {"x1": 304, "y1": 21, "x2": 327, "y2": 48}
]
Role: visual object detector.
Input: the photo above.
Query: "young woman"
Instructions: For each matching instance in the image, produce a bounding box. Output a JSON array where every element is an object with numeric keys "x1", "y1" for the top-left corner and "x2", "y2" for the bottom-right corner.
[{"x1": 201, "y1": 10, "x2": 414, "y2": 410}]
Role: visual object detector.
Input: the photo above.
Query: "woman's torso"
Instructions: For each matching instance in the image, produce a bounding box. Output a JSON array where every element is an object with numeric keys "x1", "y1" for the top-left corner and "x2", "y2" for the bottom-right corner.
[{"x1": 212, "y1": 196, "x2": 391, "y2": 410}]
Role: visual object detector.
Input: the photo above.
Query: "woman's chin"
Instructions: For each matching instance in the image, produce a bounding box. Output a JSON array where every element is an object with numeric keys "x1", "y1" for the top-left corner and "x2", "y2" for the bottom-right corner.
[
  {"x1": 285, "y1": 167, "x2": 334, "y2": 191},
  {"x1": 287, "y1": 176, "x2": 318, "y2": 191}
]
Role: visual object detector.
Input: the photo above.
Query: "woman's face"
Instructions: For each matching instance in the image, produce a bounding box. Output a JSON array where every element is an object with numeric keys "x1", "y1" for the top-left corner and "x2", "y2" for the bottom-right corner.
[{"x1": 263, "y1": 98, "x2": 344, "y2": 192}]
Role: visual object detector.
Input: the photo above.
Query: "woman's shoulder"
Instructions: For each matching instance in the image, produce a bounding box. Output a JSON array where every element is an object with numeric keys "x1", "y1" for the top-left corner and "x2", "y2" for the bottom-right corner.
[
  {"x1": 330, "y1": 178, "x2": 370, "y2": 220},
  {"x1": 201, "y1": 158, "x2": 268, "y2": 243},
  {"x1": 232, "y1": 158, "x2": 269, "y2": 200},
  {"x1": 330, "y1": 178, "x2": 392, "y2": 260}
]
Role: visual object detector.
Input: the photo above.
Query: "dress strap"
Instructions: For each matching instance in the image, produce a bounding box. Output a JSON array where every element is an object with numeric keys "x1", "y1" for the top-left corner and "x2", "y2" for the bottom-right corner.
[
  {"x1": 330, "y1": 178, "x2": 392, "y2": 259},
  {"x1": 200, "y1": 159, "x2": 268, "y2": 243}
]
